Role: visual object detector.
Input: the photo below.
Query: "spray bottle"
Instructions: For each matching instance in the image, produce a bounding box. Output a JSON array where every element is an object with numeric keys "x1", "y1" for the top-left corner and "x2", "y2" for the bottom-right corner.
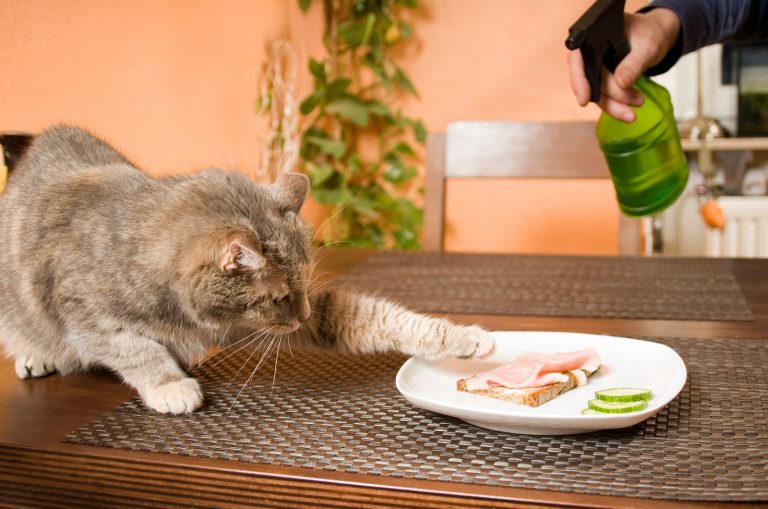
[{"x1": 566, "y1": 0, "x2": 689, "y2": 217}]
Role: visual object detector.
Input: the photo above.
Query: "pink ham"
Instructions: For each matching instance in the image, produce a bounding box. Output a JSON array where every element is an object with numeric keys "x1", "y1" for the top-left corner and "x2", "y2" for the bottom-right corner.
[{"x1": 464, "y1": 347, "x2": 602, "y2": 391}]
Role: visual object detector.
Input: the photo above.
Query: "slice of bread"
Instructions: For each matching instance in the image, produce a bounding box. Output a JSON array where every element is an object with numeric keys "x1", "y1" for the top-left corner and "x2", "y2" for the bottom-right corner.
[{"x1": 456, "y1": 366, "x2": 600, "y2": 407}]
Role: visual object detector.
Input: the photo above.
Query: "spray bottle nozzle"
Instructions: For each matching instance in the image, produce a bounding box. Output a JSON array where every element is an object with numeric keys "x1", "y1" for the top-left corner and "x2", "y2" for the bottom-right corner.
[
  {"x1": 565, "y1": 30, "x2": 587, "y2": 51},
  {"x1": 565, "y1": 0, "x2": 629, "y2": 103}
]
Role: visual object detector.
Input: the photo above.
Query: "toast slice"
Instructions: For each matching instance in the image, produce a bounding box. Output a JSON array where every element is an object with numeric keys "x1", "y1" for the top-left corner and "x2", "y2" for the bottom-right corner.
[{"x1": 456, "y1": 366, "x2": 600, "y2": 407}]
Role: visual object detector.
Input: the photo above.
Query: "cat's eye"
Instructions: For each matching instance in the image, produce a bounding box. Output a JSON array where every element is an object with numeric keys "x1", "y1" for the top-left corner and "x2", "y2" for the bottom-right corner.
[{"x1": 272, "y1": 293, "x2": 290, "y2": 305}]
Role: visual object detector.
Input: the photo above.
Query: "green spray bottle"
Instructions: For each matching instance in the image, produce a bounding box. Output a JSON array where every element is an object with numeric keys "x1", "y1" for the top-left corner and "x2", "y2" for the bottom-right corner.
[{"x1": 566, "y1": 0, "x2": 689, "y2": 217}]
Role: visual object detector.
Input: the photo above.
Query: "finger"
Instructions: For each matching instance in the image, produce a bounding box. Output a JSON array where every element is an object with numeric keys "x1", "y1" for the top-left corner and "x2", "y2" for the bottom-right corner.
[
  {"x1": 614, "y1": 52, "x2": 646, "y2": 89},
  {"x1": 598, "y1": 96, "x2": 637, "y2": 123},
  {"x1": 567, "y1": 50, "x2": 591, "y2": 107},
  {"x1": 602, "y1": 72, "x2": 644, "y2": 107}
]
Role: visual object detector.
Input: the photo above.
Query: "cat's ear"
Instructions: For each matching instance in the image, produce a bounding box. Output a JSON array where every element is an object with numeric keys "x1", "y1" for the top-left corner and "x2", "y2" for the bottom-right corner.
[
  {"x1": 275, "y1": 173, "x2": 309, "y2": 214},
  {"x1": 219, "y1": 238, "x2": 265, "y2": 272}
]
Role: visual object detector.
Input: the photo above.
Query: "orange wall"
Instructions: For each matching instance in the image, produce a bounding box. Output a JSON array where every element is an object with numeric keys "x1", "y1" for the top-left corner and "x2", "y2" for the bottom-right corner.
[
  {"x1": 0, "y1": 0, "x2": 287, "y2": 176},
  {"x1": 1, "y1": 0, "x2": 645, "y2": 254}
]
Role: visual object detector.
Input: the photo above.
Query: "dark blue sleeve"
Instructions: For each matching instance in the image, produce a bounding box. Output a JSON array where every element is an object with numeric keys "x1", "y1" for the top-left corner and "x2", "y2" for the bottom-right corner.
[{"x1": 638, "y1": 0, "x2": 768, "y2": 75}]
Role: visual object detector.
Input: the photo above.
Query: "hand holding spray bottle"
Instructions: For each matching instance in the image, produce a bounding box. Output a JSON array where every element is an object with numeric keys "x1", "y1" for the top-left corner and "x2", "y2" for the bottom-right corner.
[{"x1": 566, "y1": 0, "x2": 689, "y2": 217}]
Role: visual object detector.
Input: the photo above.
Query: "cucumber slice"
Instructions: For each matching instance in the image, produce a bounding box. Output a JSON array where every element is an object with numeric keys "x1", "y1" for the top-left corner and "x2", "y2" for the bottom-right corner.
[
  {"x1": 581, "y1": 408, "x2": 603, "y2": 415},
  {"x1": 595, "y1": 388, "x2": 652, "y2": 402},
  {"x1": 588, "y1": 399, "x2": 647, "y2": 414}
]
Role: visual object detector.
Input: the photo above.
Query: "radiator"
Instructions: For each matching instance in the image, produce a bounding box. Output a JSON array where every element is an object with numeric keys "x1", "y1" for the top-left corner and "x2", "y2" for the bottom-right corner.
[{"x1": 706, "y1": 197, "x2": 768, "y2": 258}]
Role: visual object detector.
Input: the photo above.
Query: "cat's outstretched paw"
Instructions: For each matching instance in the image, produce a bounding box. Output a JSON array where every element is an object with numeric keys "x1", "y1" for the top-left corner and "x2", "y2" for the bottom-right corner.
[
  {"x1": 143, "y1": 378, "x2": 203, "y2": 414},
  {"x1": 448, "y1": 325, "x2": 496, "y2": 359},
  {"x1": 14, "y1": 355, "x2": 57, "y2": 379},
  {"x1": 420, "y1": 325, "x2": 495, "y2": 360}
]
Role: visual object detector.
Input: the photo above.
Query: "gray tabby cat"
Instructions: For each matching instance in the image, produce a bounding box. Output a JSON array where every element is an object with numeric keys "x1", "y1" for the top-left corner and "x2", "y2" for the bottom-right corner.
[{"x1": 0, "y1": 125, "x2": 494, "y2": 414}]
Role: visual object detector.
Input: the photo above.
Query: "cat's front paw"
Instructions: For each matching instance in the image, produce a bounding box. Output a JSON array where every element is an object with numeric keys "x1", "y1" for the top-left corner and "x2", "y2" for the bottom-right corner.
[
  {"x1": 143, "y1": 378, "x2": 203, "y2": 414},
  {"x1": 421, "y1": 325, "x2": 495, "y2": 360},
  {"x1": 14, "y1": 355, "x2": 57, "y2": 379}
]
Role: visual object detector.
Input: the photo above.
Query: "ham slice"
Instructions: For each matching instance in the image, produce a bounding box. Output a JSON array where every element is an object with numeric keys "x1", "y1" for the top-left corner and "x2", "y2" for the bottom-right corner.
[{"x1": 464, "y1": 347, "x2": 602, "y2": 391}]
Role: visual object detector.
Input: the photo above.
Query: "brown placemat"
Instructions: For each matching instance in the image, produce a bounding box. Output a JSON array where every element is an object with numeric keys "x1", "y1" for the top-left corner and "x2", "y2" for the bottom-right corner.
[
  {"x1": 67, "y1": 337, "x2": 768, "y2": 502},
  {"x1": 337, "y1": 251, "x2": 753, "y2": 321}
]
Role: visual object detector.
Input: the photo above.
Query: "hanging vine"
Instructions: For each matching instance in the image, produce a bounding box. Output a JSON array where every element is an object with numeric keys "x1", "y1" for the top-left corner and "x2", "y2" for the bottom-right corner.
[{"x1": 255, "y1": 39, "x2": 300, "y2": 182}]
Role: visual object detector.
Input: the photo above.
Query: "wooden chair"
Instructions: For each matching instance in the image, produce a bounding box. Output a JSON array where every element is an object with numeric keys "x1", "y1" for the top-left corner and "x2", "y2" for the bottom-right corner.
[{"x1": 422, "y1": 121, "x2": 643, "y2": 254}]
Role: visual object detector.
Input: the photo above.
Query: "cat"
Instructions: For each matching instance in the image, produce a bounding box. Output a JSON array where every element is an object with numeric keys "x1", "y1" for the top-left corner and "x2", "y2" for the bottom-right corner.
[{"x1": 0, "y1": 125, "x2": 494, "y2": 414}]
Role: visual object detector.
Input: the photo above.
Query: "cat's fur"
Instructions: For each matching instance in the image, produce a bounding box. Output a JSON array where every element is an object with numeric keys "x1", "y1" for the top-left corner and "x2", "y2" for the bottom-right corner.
[{"x1": 0, "y1": 125, "x2": 494, "y2": 414}]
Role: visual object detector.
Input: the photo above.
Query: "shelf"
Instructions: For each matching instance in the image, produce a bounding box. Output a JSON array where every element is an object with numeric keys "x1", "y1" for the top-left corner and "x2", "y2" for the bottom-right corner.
[{"x1": 681, "y1": 137, "x2": 768, "y2": 152}]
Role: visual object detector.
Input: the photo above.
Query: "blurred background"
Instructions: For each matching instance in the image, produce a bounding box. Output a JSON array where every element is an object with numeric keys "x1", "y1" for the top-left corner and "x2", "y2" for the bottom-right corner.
[{"x1": 1, "y1": 0, "x2": 766, "y2": 256}]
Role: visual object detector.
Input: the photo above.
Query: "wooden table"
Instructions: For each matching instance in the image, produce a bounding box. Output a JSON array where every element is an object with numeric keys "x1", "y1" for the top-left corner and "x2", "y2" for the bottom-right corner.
[{"x1": 1, "y1": 249, "x2": 766, "y2": 509}]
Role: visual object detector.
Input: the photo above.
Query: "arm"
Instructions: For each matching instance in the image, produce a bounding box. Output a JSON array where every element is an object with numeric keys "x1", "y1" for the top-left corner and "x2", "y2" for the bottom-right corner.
[
  {"x1": 568, "y1": 0, "x2": 768, "y2": 122},
  {"x1": 290, "y1": 288, "x2": 494, "y2": 360},
  {"x1": 642, "y1": 0, "x2": 768, "y2": 75}
]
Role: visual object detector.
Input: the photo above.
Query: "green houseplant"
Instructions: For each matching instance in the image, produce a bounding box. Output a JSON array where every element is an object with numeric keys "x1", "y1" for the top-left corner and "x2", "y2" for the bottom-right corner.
[{"x1": 297, "y1": 0, "x2": 426, "y2": 249}]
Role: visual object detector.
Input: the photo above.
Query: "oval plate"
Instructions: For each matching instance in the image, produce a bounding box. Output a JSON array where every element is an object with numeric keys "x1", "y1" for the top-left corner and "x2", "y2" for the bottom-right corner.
[{"x1": 395, "y1": 331, "x2": 687, "y2": 435}]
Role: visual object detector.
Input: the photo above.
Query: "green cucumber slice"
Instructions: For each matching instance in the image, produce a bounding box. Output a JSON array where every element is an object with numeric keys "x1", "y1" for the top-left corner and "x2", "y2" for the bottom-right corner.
[
  {"x1": 581, "y1": 408, "x2": 603, "y2": 415},
  {"x1": 588, "y1": 399, "x2": 648, "y2": 414},
  {"x1": 595, "y1": 388, "x2": 652, "y2": 402}
]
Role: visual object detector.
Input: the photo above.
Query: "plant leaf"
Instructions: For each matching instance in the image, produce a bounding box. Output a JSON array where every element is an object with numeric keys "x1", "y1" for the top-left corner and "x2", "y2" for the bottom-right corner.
[
  {"x1": 350, "y1": 196, "x2": 380, "y2": 217},
  {"x1": 312, "y1": 187, "x2": 346, "y2": 205},
  {"x1": 346, "y1": 151, "x2": 361, "y2": 172},
  {"x1": 384, "y1": 160, "x2": 417, "y2": 184},
  {"x1": 325, "y1": 78, "x2": 352, "y2": 100},
  {"x1": 326, "y1": 97, "x2": 369, "y2": 126},
  {"x1": 365, "y1": 100, "x2": 391, "y2": 117},
  {"x1": 398, "y1": 20, "x2": 413, "y2": 39},
  {"x1": 298, "y1": 0, "x2": 312, "y2": 13},
  {"x1": 411, "y1": 120, "x2": 427, "y2": 143},
  {"x1": 307, "y1": 164, "x2": 336, "y2": 187},
  {"x1": 392, "y1": 141, "x2": 416, "y2": 156},
  {"x1": 394, "y1": 67, "x2": 419, "y2": 97},
  {"x1": 305, "y1": 136, "x2": 347, "y2": 159},
  {"x1": 300, "y1": 94, "x2": 319, "y2": 115},
  {"x1": 394, "y1": 227, "x2": 419, "y2": 249},
  {"x1": 361, "y1": 12, "x2": 377, "y2": 46},
  {"x1": 364, "y1": 52, "x2": 393, "y2": 91},
  {"x1": 337, "y1": 13, "x2": 377, "y2": 47},
  {"x1": 309, "y1": 58, "x2": 326, "y2": 82}
]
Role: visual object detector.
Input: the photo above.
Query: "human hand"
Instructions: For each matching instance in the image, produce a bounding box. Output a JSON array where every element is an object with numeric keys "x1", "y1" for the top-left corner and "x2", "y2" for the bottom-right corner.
[{"x1": 568, "y1": 8, "x2": 681, "y2": 122}]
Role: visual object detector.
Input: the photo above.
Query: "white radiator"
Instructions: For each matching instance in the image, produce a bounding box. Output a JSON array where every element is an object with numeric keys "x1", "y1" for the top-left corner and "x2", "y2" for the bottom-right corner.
[{"x1": 706, "y1": 197, "x2": 768, "y2": 258}]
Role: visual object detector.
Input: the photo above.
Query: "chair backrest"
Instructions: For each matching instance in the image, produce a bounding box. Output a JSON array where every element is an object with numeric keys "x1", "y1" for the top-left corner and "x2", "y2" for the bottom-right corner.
[{"x1": 423, "y1": 121, "x2": 641, "y2": 253}]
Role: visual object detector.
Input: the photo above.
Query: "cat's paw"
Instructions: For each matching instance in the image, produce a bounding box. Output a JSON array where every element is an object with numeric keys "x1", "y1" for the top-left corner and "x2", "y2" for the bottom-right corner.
[
  {"x1": 143, "y1": 378, "x2": 203, "y2": 414},
  {"x1": 422, "y1": 325, "x2": 495, "y2": 360},
  {"x1": 14, "y1": 355, "x2": 57, "y2": 379}
]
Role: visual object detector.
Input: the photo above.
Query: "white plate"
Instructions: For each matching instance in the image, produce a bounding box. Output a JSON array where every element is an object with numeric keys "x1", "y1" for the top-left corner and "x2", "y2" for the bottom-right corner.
[{"x1": 396, "y1": 331, "x2": 687, "y2": 435}]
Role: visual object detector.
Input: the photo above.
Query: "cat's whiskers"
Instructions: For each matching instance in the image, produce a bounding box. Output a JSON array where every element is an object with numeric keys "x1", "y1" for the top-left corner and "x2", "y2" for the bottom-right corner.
[
  {"x1": 312, "y1": 203, "x2": 351, "y2": 243},
  {"x1": 318, "y1": 240, "x2": 364, "y2": 249},
  {"x1": 226, "y1": 332, "x2": 280, "y2": 415},
  {"x1": 201, "y1": 327, "x2": 267, "y2": 371},
  {"x1": 306, "y1": 273, "x2": 336, "y2": 294},
  {"x1": 219, "y1": 322, "x2": 233, "y2": 346},
  {"x1": 225, "y1": 325, "x2": 276, "y2": 385},
  {"x1": 196, "y1": 322, "x2": 235, "y2": 367},
  {"x1": 284, "y1": 333, "x2": 295, "y2": 360},
  {"x1": 269, "y1": 335, "x2": 283, "y2": 397},
  {"x1": 198, "y1": 329, "x2": 258, "y2": 368}
]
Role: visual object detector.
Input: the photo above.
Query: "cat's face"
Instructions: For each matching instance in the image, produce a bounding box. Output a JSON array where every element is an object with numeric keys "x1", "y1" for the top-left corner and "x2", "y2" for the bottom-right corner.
[{"x1": 181, "y1": 173, "x2": 313, "y2": 335}]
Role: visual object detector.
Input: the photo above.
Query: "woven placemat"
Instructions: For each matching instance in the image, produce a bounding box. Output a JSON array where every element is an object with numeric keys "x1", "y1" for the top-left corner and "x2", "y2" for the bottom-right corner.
[
  {"x1": 337, "y1": 251, "x2": 753, "y2": 321},
  {"x1": 67, "y1": 337, "x2": 768, "y2": 502}
]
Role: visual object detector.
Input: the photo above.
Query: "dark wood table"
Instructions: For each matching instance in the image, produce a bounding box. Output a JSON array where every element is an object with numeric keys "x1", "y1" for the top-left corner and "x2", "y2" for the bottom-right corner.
[{"x1": 1, "y1": 249, "x2": 766, "y2": 509}]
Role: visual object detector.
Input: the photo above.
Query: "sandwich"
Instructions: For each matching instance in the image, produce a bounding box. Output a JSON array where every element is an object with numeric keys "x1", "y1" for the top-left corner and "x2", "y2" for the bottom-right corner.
[{"x1": 456, "y1": 347, "x2": 602, "y2": 407}]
